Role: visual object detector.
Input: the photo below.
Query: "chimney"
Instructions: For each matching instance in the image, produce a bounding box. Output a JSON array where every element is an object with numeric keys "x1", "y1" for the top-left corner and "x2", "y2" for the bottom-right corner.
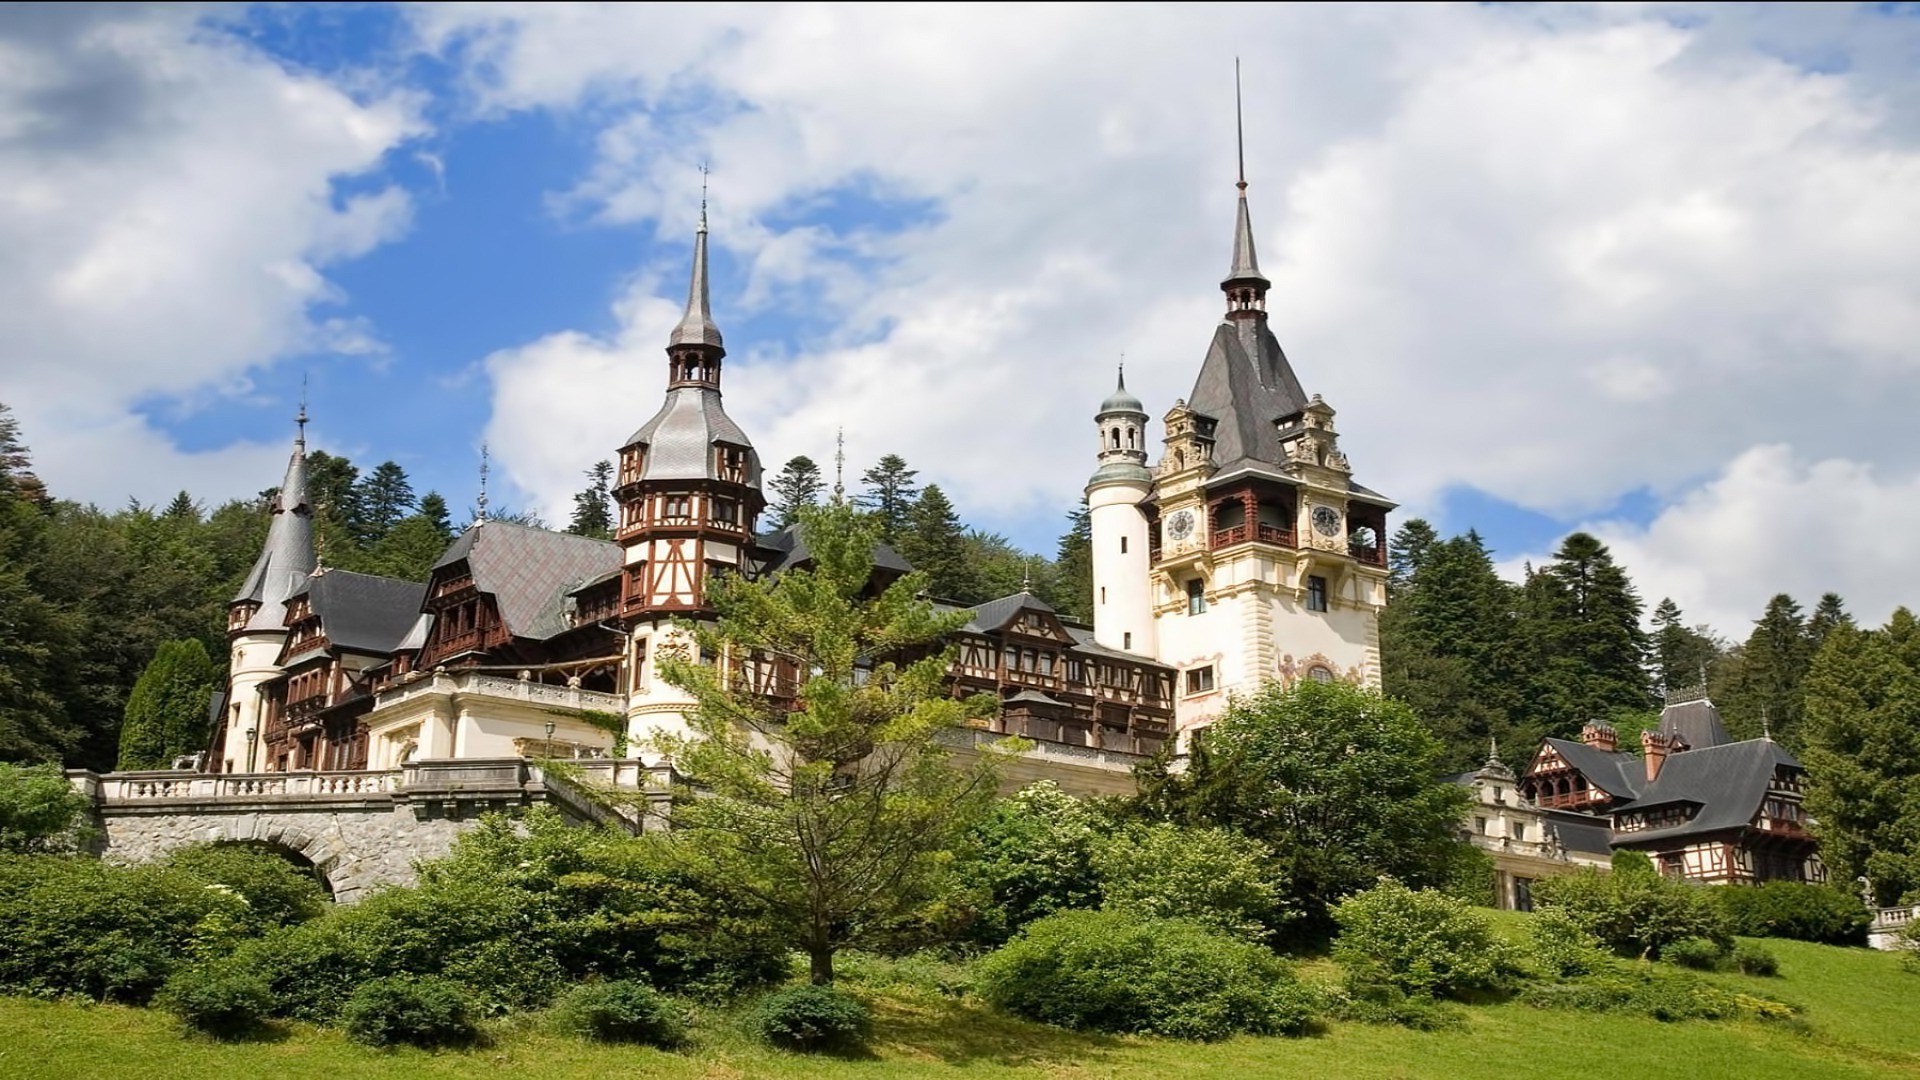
[
  {"x1": 1641, "y1": 730, "x2": 1670, "y2": 782},
  {"x1": 1580, "y1": 720, "x2": 1617, "y2": 752}
]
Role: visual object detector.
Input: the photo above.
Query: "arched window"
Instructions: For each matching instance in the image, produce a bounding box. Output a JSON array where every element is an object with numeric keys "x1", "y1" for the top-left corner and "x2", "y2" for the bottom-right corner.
[
  {"x1": 1307, "y1": 665, "x2": 1334, "y2": 683},
  {"x1": 1110, "y1": 427, "x2": 1121, "y2": 448}
]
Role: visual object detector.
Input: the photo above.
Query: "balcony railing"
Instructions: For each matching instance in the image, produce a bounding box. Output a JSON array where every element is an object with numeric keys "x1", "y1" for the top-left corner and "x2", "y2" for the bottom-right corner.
[
  {"x1": 1210, "y1": 523, "x2": 1297, "y2": 550},
  {"x1": 375, "y1": 671, "x2": 625, "y2": 714}
]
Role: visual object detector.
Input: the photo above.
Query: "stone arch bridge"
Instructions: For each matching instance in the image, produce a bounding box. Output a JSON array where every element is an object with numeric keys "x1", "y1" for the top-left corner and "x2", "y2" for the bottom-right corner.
[{"x1": 66, "y1": 759, "x2": 668, "y2": 902}]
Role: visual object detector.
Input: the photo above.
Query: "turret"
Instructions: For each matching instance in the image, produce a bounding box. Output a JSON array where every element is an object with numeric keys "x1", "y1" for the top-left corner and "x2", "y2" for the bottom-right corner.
[{"x1": 1085, "y1": 367, "x2": 1155, "y2": 655}]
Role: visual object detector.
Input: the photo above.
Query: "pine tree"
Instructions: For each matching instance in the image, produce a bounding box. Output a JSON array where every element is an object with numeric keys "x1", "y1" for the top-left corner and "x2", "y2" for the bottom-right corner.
[
  {"x1": 1525, "y1": 532, "x2": 1653, "y2": 730},
  {"x1": 1723, "y1": 594, "x2": 1813, "y2": 743},
  {"x1": 367, "y1": 514, "x2": 456, "y2": 582},
  {"x1": 1651, "y1": 597, "x2": 1718, "y2": 698},
  {"x1": 418, "y1": 491, "x2": 452, "y2": 536},
  {"x1": 766, "y1": 455, "x2": 824, "y2": 530},
  {"x1": 857, "y1": 454, "x2": 919, "y2": 542},
  {"x1": 898, "y1": 485, "x2": 977, "y2": 600},
  {"x1": 0, "y1": 403, "x2": 49, "y2": 508},
  {"x1": 1051, "y1": 502, "x2": 1093, "y2": 622},
  {"x1": 961, "y1": 530, "x2": 1048, "y2": 604},
  {"x1": 116, "y1": 639, "x2": 218, "y2": 770},
  {"x1": 357, "y1": 461, "x2": 416, "y2": 541},
  {"x1": 1801, "y1": 610, "x2": 1920, "y2": 905},
  {"x1": 162, "y1": 491, "x2": 199, "y2": 522},
  {"x1": 1387, "y1": 518, "x2": 1439, "y2": 595},
  {"x1": 1808, "y1": 592, "x2": 1853, "y2": 653},
  {"x1": 568, "y1": 460, "x2": 615, "y2": 540}
]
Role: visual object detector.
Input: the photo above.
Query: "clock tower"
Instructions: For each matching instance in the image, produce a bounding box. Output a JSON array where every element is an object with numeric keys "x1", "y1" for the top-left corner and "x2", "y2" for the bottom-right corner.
[{"x1": 1090, "y1": 119, "x2": 1393, "y2": 737}]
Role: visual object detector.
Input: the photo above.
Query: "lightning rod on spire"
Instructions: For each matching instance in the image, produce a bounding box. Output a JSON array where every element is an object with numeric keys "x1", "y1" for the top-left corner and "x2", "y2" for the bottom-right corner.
[
  {"x1": 699, "y1": 162, "x2": 710, "y2": 231},
  {"x1": 1235, "y1": 57, "x2": 1246, "y2": 192},
  {"x1": 296, "y1": 374, "x2": 309, "y2": 447},
  {"x1": 476, "y1": 443, "x2": 490, "y2": 524},
  {"x1": 832, "y1": 427, "x2": 846, "y2": 503}
]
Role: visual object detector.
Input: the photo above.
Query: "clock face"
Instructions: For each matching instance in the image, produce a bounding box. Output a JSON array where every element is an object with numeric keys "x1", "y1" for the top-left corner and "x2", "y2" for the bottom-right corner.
[
  {"x1": 1167, "y1": 510, "x2": 1195, "y2": 540},
  {"x1": 1311, "y1": 505, "x2": 1342, "y2": 537}
]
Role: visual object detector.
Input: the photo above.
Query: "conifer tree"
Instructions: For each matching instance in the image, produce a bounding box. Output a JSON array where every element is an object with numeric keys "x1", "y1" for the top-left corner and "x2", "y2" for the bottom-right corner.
[
  {"x1": 1387, "y1": 518, "x2": 1439, "y2": 595},
  {"x1": 1051, "y1": 502, "x2": 1093, "y2": 622},
  {"x1": 1801, "y1": 610, "x2": 1920, "y2": 905},
  {"x1": 1807, "y1": 592, "x2": 1853, "y2": 653},
  {"x1": 567, "y1": 460, "x2": 615, "y2": 540},
  {"x1": 161, "y1": 491, "x2": 199, "y2": 522},
  {"x1": 357, "y1": 461, "x2": 416, "y2": 541},
  {"x1": 368, "y1": 514, "x2": 454, "y2": 582},
  {"x1": 766, "y1": 455, "x2": 824, "y2": 530},
  {"x1": 1650, "y1": 597, "x2": 1719, "y2": 698},
  {"x1": 898, "y1": 484, "x2": 977, "y2": 600},
  {"x1": 417, "y1": 491, "x2": 452, "y2": 536},
  {"x1": 653, "y1": 501, "x2": 1000, "y2": 983},
  {"x1": 857, "y1": 454, "x2": 919, "y2": 542},
  {"x1": 1524, "y1": 532, "x2": 1652, "y2": 729},
  {"x1": 1725, "y1": 594, "x2": 1812, "y2": 742},
  {"x1": 0, "y1": 409, "x2": 75, "y2": 762},
  {"x1": 116, "y1": 639, "x2": 218, "y2": 770}
]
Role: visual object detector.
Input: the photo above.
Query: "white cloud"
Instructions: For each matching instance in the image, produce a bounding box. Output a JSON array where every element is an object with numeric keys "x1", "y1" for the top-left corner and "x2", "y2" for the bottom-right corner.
[
  {"x1": 418, "y1": 5, "x2": 1920, "y2": 562},
  {"x1": 1512, "y1": 444, "x2": 1920, "y2": 637},
  {"x1": 0, "y1": 5, "x2": 424, "y2": 506}
]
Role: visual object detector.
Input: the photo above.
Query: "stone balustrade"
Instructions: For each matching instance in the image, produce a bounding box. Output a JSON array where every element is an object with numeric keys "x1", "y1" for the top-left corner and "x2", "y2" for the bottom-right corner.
[{"x1": 374, "y1": 671, "x2": 625, "y2": 714}]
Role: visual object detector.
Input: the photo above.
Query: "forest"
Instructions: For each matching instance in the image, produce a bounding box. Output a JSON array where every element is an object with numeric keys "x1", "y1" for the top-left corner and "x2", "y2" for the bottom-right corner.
[{"x1": 0, "y1": 399, "x2": 1881, "y2": 776}]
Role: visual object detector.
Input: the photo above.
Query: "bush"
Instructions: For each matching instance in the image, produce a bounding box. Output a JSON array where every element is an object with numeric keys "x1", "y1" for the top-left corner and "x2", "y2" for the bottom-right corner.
[
  {"x1": 1093, "y1": 822, "x2": 1281, "y2": 941},
  {"x1": 0, "y1": 763, "x2": 92, "y2": 853},
  {"x1": 163, "y1": 843, "x2": 329, "y2": 932},
  {"x1": 550, "y1": 980, "x2": 688, "y2": 1047},
  {"x1": 340, "y1": 975, "x2": 478, "y2": 1049},
  {"x1": 1519, "y1": 961, "x2": 1796, "y2": 1023},
  {"x1": 751, "y1": 984, "x2": 872, "y2": 1052},
  {"x1": 1526, "y1": 909, "x2": 1612, "y2": 979},
  {"x1": 959, "y1": 782, "x2": 1104, "y2": 945},
  {"x1": 1732, "y1": 942, "x2": 1779, "y2": 977},
  {"x1": 1661, "y1": 937, "x2": 1728, "y2": 972},
  {"x1": 1709, "y1": 882, "x2": 1872, "y2": 946},
  {"x1": 158, "y1": 966, "x2": 274, "y2": 1040},
  {"x1": 1329, "y1": 982, "x2": 1467, "y2": 1031},
  {"x1": 1611, "y1": 850, "x2": 1656, "y2": 877},
  {"x1": 975, "y1": 909, "x2": 1312, "y2": 1040},
  {"x1": 0, "y1": 854, "x2": 252, "y2": 1003},
  {"x1": 1532, "y1": 868, "x2": 1730, "y2": 960},
  {"x1": 1330, "y1": 879, "x2": 1520, "y2": 999}
]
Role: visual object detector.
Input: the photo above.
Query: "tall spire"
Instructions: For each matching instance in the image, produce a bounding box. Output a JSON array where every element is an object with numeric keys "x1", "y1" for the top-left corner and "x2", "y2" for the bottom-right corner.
[
  {"x1": 832, "y1": 427, "x2": 846, "y2": 503},
  {"x1": 1223, "y1": 59, "x2": 1269, "y2": 304},
  {"x1": 230, "y1": 404, "x2": 317, "y2": 631},
  {"x1": 476, "y1": 443, "x2": 490, "y2": 524},
  {"x1": 669, "y1": 164, "x2": 725, "y2": 352}
]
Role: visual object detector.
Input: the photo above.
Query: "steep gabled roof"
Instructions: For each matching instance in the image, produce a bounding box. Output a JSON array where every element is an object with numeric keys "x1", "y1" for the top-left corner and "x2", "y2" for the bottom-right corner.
[
  {"x1": 1659, "y1": 698, "x2": 1733, "y2": 749},
  {"x1": 295, "y1": 569, "x2": 426, "y2": 655},
  {"x1": 753, "y1": 521, "x2": 913, "y2": 578},
  {"x1": 432, "y1": 520, "x2": 623, "y2": 640},
  {"x1": 1185, "y1": 319, "x2": 1309, "y2": 477},
  {"x1": 1618, "y1": 740, "x2": 1801, "y2": 844},
  {"x1": 1537, "y1": 737, "x2": 1643, "y2": 800},
  {"x1": 959, "y1": 592, "x2": 1056, "y2": 635}
]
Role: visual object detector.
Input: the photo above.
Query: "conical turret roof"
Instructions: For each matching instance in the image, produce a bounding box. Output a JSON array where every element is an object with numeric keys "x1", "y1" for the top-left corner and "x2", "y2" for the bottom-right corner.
[{"x1": 232, "y1": 412, "x2": 318, "y2": 632}]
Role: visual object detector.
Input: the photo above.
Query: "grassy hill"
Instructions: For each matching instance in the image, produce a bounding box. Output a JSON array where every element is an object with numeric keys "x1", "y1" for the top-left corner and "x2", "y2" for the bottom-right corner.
[{"x1": 4, "y1": 929, "x2": 1915, "y2": 1080}]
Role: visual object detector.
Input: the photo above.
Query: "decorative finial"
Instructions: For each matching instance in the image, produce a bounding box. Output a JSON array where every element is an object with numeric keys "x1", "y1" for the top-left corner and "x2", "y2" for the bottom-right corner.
[
  {"x1": 832, "y1": 427, "x2": 846, "y2": 503},
  {"x1": 476, "y1": 443, "x2": 490, "y2": 524},
  {"x1": 1761, "y1": 706, "x2": 1772, "y2": 741},
  {"x1": 1118, "y1": 355, "x2": 1125, "y2": 389},
  {"x1": 1021, "y1": 566, "x2": 1032, "y2": 594},
  {"x1": 1235, "y1": 57, "x2": 1246, "y2": 193},
  {"x1": 1488, "y1": 735, "x2": 1500, "y2": 764},
  {"x1": 296, "y1": 375, "x2": 309, "y2": 449},
  {"x1": 699, "y1": 161, "x2": 709, "y2": 231}
]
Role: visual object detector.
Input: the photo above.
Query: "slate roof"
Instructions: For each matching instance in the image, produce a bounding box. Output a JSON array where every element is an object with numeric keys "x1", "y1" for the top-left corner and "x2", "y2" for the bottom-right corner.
[
  {"x1": 1660, "y1": 698, "x2": 1733, "y2": 749},
  {"x1": 1540, "y1": 737, "x2": 1643, "y2": 800},
  {"x1": 433, "y1": 521, "x2": 623, "y2": 640},
  {"x1": 959, "y1": 591, "x2": 1056, "y2": 634},
  {"x1": 293, "y1": 569, "x2": 426, "y2": 654},
  {"x1": 1006, "y1": 689, "x2": 1066, "y2": 707},
  {"x1": 1616, "y1": 739, "x2": 1801, "y2": 845},
  {"x1": 1544, "y1": 809, "x2": 1615, "y2": 857},
  {"x1": 622, "y1": 387, "x2": 761, "y2": 486},
  {"x1": 1184, "y1": 318, "x2": 1310, "y2": 478},
  {"x1": 753, "y1": 521, "x2": 912, "y2": 577},
  {"x1": 233, "y1": 436, "x2": 317, "y2": 631}
]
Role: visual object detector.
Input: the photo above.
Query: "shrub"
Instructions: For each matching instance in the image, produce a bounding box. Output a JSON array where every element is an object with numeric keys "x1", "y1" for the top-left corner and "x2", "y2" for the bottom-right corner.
[
  {"x1": 1094, "y1": 822, "x2": 1281, "y2": 941},
  {"x1": 1732, "y1": 942, "x2": 1779, "y2": 977},
  {"x1": 0, "y1": 763, "x2": 92, "y2": 853},
  {"x1": 1526, "y1": 909, "x2": 1612, "y2": 979},
  {"x1": 1330, "y1": 879, "x2": 1520, "y2": 999},
  {"x1": 158, "y1": 966, "x2": 274, "y2": 1040},
  {"x1": 0, "y1": 854, "x2": 251, "y2": 1003},
  {"x1": 1611, "y1": 849, "x2": 1656, "y2": 877},
  {"x1": 341, "y1": 975, "x2": 478, "y2": 1049},
  {"x1": 550, "y1": 980, "x2": 688, "y2": 1047},
  {"x1": 1532, "y1": 868, "x2": 1730, "y2": 960},
  {"x1": 959, "y1": 782, "x2": 1103, "y2": 945},
  {"x1": 1709, "y1": 882, "x2": 1872, "y2": 946},
  {"x1": 1329, "y1": 982, "x2": 1467, "y2": 1031},
  {"x1": 1519, "y1": 962, "x2": 1796, "y2": 1023},
  {"x1": 163, "y1": 842, "x2": 330, "y2": 932},
  {"x1": 1661, "y1": 937, "x2": 1728, "y2": 972},
  {"x1": 975, "y1": 909, "x2": 1312, "y2": 1040},
  {"x1": 752, "y1": 984, "x2": 872, "y2": 1052}
]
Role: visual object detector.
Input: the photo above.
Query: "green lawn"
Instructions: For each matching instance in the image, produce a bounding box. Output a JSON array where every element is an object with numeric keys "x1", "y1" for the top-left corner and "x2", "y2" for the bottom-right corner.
[{"x1": 4, "y1": 929, "x2": 1916, "y2": 1080}]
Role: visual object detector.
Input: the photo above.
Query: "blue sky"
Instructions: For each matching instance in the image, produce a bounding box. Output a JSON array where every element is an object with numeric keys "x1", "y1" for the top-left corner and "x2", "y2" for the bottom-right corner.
[{"x1": 7, "y1": 3, "x2": 1920, "y2": 634}]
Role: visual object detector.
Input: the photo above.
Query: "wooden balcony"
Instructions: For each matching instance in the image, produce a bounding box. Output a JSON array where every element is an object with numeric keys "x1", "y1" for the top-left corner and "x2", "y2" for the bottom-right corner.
[{"x1": 1211, "y1": 523, "x2": 1297, "y2": 550}]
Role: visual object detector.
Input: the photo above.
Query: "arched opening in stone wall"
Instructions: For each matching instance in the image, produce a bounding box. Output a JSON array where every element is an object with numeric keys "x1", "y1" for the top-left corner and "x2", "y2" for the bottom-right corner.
[{"x1": 205, "y1": 839, "x2": 337, "y2": 901}]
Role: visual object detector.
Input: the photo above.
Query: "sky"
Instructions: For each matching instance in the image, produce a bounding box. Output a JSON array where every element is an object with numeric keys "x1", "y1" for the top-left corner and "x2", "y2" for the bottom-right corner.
[{"x1": 4, "y1": 2, "x2": 1920, "y2": 638}]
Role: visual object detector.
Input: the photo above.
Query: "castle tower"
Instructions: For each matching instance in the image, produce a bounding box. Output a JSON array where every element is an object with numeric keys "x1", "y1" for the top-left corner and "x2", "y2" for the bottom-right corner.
[
  {"x1": 221, "y1": 407, "x2": 318, "y2": 771},
  {"x1": 1086, "y1": 368, "x2": 1155, "y2": 655},
  {"x1": 611, "y1": 202, "x2": 765, "y2": 746},
  {"x1": 1149, "y1": 78, "x2": 1393, "y2": 736}
]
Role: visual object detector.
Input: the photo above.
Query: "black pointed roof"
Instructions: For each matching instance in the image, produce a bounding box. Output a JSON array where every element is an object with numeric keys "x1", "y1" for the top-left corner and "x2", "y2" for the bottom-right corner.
[
  {"x1": 233, "y1": 420, "x2": 317, "y2": 631},
  {"x1": 1184, "y1": 319, "x2": 1310, "y2": 476},
  {"x1": 290, "y1": 569, "x2": 426, "y2": 654}
]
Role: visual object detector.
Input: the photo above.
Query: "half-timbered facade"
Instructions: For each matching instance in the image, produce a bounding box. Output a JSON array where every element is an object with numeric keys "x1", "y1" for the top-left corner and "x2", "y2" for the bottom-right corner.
[
  {"x1": 257, "y1": 570, "x2": 425, "y2": 772},
  {"x1": 1509, "y1": 696, "x2": 1825, "y2": 885}
]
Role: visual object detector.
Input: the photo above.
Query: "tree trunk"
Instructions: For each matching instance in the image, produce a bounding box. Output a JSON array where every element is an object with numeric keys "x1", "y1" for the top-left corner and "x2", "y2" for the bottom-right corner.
[{"x1": 809, "y1": 944, "x2": 835, "y2": 985}]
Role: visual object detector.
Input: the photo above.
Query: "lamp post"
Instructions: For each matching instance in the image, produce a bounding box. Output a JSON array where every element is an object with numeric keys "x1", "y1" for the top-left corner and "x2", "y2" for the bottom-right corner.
[
  {"x1": 244, "y1": 726, "x2": 257, "y2": 773},
  {"x1": 543, "y1": 719, "x2": 556, "y2": 759}
]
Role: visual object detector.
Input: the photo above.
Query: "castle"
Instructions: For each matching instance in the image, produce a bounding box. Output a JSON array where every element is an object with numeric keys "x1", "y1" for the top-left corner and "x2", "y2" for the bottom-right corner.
[{"x1": 208, "y1": 159, "x2": 1392, "y2": 796}]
